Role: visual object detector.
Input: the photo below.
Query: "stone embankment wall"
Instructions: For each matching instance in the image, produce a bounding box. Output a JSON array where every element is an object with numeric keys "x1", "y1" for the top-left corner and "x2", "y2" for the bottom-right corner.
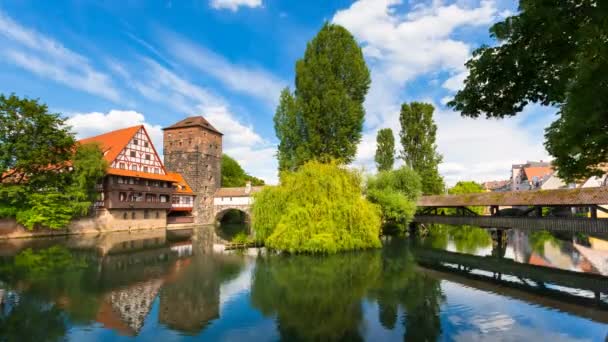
[{"x1": 0, "y1": 208, "x2": 167, "y2": 239}]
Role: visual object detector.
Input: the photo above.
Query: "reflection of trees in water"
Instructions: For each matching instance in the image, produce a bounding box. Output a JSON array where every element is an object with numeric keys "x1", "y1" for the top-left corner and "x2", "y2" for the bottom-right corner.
[
  {"x1": 0, "y1": 246, "x2": 102, "y2": 326},
  {"x1": 369, "y1": 239, "x2": 445, "y2": 342},
  {"x1": 251, "y1": 253, "x2": 374, "y2": 341},
  {"x1": 159, "y1": 254, "x2": 244, "y2": 335},
  {"x1": 251, "y1": 240, "x2": 445, "y2": 341},
  {"x1": 0, "y1": 296, "x2": 67, "y2": 342},
  {"x1": 420, "y1": 224, "x2": 492, "y2": 254}
]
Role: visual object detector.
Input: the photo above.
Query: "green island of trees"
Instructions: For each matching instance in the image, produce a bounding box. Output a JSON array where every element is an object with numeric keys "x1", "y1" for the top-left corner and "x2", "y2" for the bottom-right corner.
[
  {"x1": 252, "y1": 160, "x2": 382, "y2": 253},
  {"x1": 0, "y1": 94, "x2": 107, "y2": 229}
]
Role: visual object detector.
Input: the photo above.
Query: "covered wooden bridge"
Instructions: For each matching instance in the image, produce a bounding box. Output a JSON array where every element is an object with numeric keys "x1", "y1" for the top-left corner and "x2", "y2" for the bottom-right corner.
[{"x1": 414, "y1": 187, "x2": 608, "y2": 233}]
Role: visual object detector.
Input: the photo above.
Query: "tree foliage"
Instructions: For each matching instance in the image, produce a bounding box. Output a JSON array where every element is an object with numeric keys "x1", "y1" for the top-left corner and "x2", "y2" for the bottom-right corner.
[
  {"x1": 447, "y1": 181, "x2": 485, "y2": 215},
  {"x1": 375, "y1": 128, "x2": 395, "y2": 172},
  {"x1": 251, "y1": 160, "x2": 381, "y2": 253},
  {"x1": 274, "y1": 23, "x2": 371, "y2": 171},
  {"x1": 448, "y1": 1, "x2": 608, "y2": 182},
  {"x1": 399, "y1": 102, "x2": 444, "y2": 194},
  {"x1": 0, "y1": 94, "x2": 107, "y2": 229},
  {"x1": 221, "y1": 154, "x2": 265, "y2": 187},
  {"x1": 366, "y1": 167, "x2": 421, "y2": 232}
]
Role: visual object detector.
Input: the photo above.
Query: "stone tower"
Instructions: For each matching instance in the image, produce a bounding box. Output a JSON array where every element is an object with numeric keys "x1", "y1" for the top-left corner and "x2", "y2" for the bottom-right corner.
[{"x1": 163, "y1": 116, "x2": 222, "y2": 224}]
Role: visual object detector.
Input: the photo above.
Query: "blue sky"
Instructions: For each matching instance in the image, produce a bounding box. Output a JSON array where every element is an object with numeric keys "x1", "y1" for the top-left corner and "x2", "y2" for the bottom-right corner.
[{"x1": 0, "y1": 0, "x2": 555, "y2": 184}]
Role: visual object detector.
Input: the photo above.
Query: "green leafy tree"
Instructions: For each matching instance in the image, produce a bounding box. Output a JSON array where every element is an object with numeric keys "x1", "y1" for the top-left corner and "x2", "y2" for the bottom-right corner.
[
  {"x1": 221, "y1": 154, "x2": 264, "y2": 187},
  {"x1": 252, "y1": 160, "x2": 381, "y2": 253},
  {"x1": 0, "y1": 94, "x2": 75, "y2": 185},
  {"x1": 0, "y1": 94, "x2": 107, "y2": 229},
  {"x1": 399, "y1": 102, "x2": 445, "y2": 194},
  {"x1": 448, "y1": 181, "x2": 485, "y2": 215},
  {"x1": 375, "y1": 128, "x2": 395, "y2": 172},
  {"x1": 274, "y1": 23, "x2": 371, "y2": 171},
  {"x1": 366, "y1": 167, "x2": 421, "y2": 232},
  {"x1": 448, "y1": 1, "x2": 608, "y2": 182}
]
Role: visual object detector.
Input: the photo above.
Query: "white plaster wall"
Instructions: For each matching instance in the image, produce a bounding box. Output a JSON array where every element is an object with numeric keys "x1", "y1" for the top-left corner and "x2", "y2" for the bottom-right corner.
[{"x1": 213, "y1": 196, "x2": 252, "y2": 206}]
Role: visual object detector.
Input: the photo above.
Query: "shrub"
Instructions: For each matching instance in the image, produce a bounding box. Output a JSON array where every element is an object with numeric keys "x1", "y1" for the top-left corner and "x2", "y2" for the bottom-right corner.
[
  {"x1": 251, "y1": 160, "x2": 382, "y2": 253},
  {"x1": 366, "y1": 167, "x2": 421, "y2": 232}
]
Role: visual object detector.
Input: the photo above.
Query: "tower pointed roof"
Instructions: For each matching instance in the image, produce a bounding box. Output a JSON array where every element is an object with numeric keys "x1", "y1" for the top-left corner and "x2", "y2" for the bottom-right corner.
[{"x1": 162, "y1": 116, "x2": 222, "y2": 135}]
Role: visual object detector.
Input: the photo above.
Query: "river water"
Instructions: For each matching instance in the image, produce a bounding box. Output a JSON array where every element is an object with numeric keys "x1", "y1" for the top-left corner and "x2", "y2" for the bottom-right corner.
[{"x1": 0, "y1": 225, "x2": 606, "y2": 341}]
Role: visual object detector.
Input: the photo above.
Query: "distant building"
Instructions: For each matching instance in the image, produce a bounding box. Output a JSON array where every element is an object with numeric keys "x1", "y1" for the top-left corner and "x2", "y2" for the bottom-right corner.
[
  {"x1": 510, "y1": 161, "x2": 553, "y2": 191},
  {"x1": 482, "y1": 180, "x2": 510, "y2": 192}
]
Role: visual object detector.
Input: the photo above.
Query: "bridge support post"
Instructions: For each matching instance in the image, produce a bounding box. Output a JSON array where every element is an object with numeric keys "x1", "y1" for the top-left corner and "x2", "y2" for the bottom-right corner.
[{"x1": 590, "y1": 206, "x2": 598, "y2": 219}]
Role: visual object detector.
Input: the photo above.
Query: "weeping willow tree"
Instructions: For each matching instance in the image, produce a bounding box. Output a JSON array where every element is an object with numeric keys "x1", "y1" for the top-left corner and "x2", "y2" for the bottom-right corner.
[{"x1": 251, "y1": 160, "x2": 382, "y2": 253}]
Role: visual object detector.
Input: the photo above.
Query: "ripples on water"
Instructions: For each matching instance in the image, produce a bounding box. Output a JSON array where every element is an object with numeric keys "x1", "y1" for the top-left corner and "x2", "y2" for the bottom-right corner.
[{"x1": 0, "y1": 225, "x2": 606, "y2": 341}]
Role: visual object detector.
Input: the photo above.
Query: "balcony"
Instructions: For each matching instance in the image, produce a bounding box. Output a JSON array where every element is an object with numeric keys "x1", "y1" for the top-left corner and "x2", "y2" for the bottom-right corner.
[{"x1": 106, "y1": 182, "x2": 175, "y2": 194}]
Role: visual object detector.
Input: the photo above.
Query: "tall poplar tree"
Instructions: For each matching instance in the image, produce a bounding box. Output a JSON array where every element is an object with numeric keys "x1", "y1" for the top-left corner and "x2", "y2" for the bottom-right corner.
[
  {"x1": 375, "y1": 128, "x2": 395, "y2": 172},
  {"x1": 399, "y1": 102, "x2": 444, "y2": 194},
  {"x1": 274, "y1": 23, "x2": 371, "y2": 171}
]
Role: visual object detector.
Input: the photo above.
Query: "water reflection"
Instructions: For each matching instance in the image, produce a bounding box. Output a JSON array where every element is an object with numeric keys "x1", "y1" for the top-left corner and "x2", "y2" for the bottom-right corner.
[{"x1": 0, "y1": 226, "x2": 606, "y2": 341}]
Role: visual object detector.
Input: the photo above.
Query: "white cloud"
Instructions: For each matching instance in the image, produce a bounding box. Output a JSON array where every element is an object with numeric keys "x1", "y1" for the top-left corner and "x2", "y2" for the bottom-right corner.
[
  {"x1": 0, "y1": 11, "x2": 120, "y2": 102},
  {"x1": 210, "y1": 0, "x2": 262, "y2": 11},
  {"x1": 160, "y1": 30, "x2": 285, "y2": 107},
  {"x1": 66, "y1": 110, "x2": 164, "y2": 154},
  {"x1": 333, "y1": 0, "x2": 497, "y2": 84}
]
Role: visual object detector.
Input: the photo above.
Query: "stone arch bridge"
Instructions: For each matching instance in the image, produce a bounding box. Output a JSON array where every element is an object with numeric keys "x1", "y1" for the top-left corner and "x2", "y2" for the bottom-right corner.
[{"x1": 212, "y1": 185, "x2": 264, "y2": 225}]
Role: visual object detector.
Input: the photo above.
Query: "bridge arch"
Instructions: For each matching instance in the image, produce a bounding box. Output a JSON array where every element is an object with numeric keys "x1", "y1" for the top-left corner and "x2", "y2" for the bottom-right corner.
[{"x1": 214, "y1": 206, "x2": 251, "y2": 225}]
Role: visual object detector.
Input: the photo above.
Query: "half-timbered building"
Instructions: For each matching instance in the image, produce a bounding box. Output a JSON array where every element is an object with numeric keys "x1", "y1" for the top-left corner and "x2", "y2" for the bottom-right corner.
[{"x1": 79, "y1": 125, "x2": 178, "y2": 224}]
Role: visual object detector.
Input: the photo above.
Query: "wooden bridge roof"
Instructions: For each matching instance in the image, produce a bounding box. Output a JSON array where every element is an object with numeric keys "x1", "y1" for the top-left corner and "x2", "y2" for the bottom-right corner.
[{"x1": 418, "y1": 187, "x2": 608, "y2": 207}]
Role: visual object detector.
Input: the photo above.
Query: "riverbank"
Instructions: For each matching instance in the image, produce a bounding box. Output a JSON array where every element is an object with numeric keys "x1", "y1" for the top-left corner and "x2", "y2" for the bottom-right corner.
[{"x1": 0, "y1": 217, "x2": 167, "y2": 240}]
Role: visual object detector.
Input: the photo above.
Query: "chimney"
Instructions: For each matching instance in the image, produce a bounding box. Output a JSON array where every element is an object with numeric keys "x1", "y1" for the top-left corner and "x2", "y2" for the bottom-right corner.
[{"x1": 245, "y1": 181, "x2": 252, "y2": 194}]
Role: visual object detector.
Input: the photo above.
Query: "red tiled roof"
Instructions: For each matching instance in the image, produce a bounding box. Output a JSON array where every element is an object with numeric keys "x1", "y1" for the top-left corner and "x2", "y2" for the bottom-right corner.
[
  {"x1": 162, "y1": 116, "x2": 222, "y2": 135},
  {"x1": 167, "y1": 172, "x2": 194, "y2": 194},
  {"x1": 523, "y1": 166, "x2": 553, "y2": 181},
  {"x1": 79, "y1": 125, "x2": 142, "y2": 164},
  {"x1": 483, "y1": 180, "x2": 510, "y2": 190}
]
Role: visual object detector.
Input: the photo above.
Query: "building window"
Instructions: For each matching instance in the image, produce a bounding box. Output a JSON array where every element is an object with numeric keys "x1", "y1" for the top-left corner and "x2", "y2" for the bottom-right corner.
[
  {"x1": 131, "y1": 165, "x2": 138, "y2": 171},
  {"x1": 143, "y1": 166, "x2": 148, "y2": 173},
  {"x1": 119, "y1": 192, "x2": 127, "y2": 202},
  {"x1": 130, "y1": 151, "x2": 136, "y2": 157},
  {"x1": 160, "y1": 195, "x2": 169, "y2": 203},
  {"x1": 144, "y1": 142, "x2": 149, "y2": 148},
  {"x1": 183, "y1": 197, "x2": 191, "y2": 205},
  {"x1": 123, "y1": 212, "x2": 128, "y2": 220},
  {"x1": 145, "y1": 154, "x2": 151, "y2": 160},
  {"x1": 131, "y1": 212, "x2": 136, "y2": 220},
  {"x1": 144, "y1": 210, "x2": 149, "y2": 219},
  {"x1": 119, "y1": 162, "x2": 126, "y2": 169},
  {"x1": 179, "y1": 141, "x2": 182, "y2": 147},
  {"x1": 133, "y1": 139, "x2": 138, "y2": 145},
  {"x1": 146, "y1": 194, "x2": 156, "y2": 202},
  {"x1": 172, "y1": 196, "x2": 179, "y2": 204},
  {"x1": 154, "y1": 168, "x2": 160, "y2": 174},
  {"x1": 156, "y1": 211, "x2": 160, "y2": 219}
]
